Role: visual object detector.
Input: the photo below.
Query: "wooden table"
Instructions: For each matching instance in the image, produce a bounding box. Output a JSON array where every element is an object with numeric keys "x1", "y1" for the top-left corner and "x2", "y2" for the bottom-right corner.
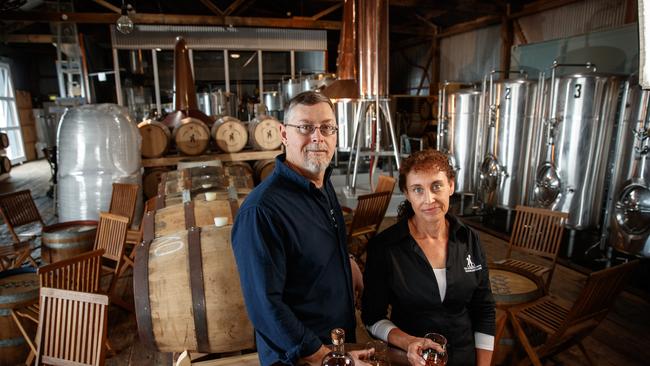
[{"x1": 187, "y1": 344, "x2": 409, "y2": 365}]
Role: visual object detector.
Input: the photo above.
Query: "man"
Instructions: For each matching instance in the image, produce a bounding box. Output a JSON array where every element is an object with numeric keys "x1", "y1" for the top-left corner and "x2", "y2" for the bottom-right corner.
[{"x1": 232, "y1": 91, "x2": 368, "y2": 365}]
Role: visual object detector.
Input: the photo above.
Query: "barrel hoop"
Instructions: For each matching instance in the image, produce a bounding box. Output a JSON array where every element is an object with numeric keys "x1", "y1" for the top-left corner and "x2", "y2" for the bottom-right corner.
[
  {"x1": 228, "y1": 186, "x2": 240, "y2": 218},
  {"x1": 42, "y1": 236, "x2": 94, "y2": 249},
  {"x1": 134, "y1": 211, "x2": 157, "y2": 351},
  {"x1": 187, "y1": 226, "x2": 209, "y2": 351},
  {"x1": 155, "y1": 195, "x2": 165, "y2": 210},
  {"x1": 0, "y1": 337, "x2": 26, "y2": 347},
  {"x1": 183, "y1": 201, "x2": 196, "y2": 229}
]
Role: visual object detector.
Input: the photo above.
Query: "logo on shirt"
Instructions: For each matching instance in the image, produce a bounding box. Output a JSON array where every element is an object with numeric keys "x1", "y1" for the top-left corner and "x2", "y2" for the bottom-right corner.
[{"x1": 464, "y1": 254, "x2": 482, "y2": 272}]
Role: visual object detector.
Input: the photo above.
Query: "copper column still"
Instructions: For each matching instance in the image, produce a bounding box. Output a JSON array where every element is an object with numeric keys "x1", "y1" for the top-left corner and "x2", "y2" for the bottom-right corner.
[
  {"x1": 162, "y1": 37, "x2": 213, "y2": 128},
  {"x1": 345, "y1": 0, "x2": 400, "y2": 194}
]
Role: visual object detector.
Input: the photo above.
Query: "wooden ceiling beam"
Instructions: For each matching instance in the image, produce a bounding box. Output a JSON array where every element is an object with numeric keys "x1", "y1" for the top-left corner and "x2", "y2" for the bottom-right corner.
[
  {"x1": 224, "y1": 0, "x2": 248, "y2": 16},
  {"x1": 92, "y1": 0, "x2": 120, "y2": 14},
  {"x1": 198, "y1": 0, "x2": 224, "y2": 16},
  {"x1": 0, "y1": 11, "x2": 341, "y2": 30},
  {"x1": 311, "y1": 3, "x2": 343, "y2": 20},
  {"x1": 1, "y1": 34, "x2": 54, "y2": 43}
]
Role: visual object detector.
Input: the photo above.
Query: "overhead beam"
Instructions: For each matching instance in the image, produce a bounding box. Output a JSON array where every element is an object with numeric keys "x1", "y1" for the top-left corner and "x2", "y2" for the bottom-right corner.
[
  {"x1": 224, "y1": 0, "x2": 248, "y2": 16},
  {"x1": 1, "y1": 34, "x2": 55, "y2": 43},
  {"x1": 0, "y1": 11, "x2": 341, "y2": 30},
  {"x1": 311, "y1": 3, "x2": 343, "y2": 20},
  {"x1": 199, "y1": 0, "x2": 224, "y2": 16},
  {"x1": 92, "y1": 0, "x2": 120, "y2": 14},
  {"x1": 509, "y1": 0, "x2": 583, "y2": 19}
]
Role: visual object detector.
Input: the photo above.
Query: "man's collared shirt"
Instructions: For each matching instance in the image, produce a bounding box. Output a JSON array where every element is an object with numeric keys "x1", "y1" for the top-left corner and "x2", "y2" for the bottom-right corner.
[{"x1": 232, "y1": 154, "x2": 356, "y2": 366}]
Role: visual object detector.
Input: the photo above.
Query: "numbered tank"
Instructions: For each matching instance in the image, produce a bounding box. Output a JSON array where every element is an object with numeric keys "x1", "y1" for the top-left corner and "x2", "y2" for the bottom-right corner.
[
  {"x1": 607, "y1": 79, "x2": 650, "y2": 257},
  {"x1": 438, "y1": 87, "x2": 483, "y2": 194},
  {"x1": 478, "y1": 75, "x2": 538, "y2": 209},
  {"x1": 533, "y1": 66, "x2": 624, "y2": 229}
]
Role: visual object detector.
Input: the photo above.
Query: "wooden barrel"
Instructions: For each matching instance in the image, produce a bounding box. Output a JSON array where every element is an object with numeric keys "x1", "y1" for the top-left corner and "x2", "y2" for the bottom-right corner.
[
  {"x1": 138, "y1": 120, "x2": 171, "y2": 158},
  {"x1": 0, "y1": 132, "x2": 9, "y2": 149},
  {"x1": 211, "y1": 116, "x2": 248, "y2": 153},
  {"x1": 177, "y1": 158, "x2": 222, "y2": 170},
  {"x1": 489, "y1": 263, "x2": 545, "y2": 365},
  {"x1": 0, "y1": 157, "x2": 10, "y2": 175},
  {"x1": 249, "y1": 116, "x2": 282, "y2": 151},
  {"x1": 0, "y1": 268, "x2": 39, "y2": 366},
  {"x1": 41, "y1": 220, "x2": 98, "y2": 264},
  {"x1": 224, "y1": 162, "x2": 255, "y2": 189},
  {"x1": 172, "y1": 117, "x2": 211, "y2": 156},
  {"x1": 253, "y1": 159, "x2": 276, "y2": 183},
  {"x1": 158, "y1": 166, "x2": 253, "y2": 204},
  {"x1": 134, "y1": 201, "x2": 254, "y2": 353},
  {"x1": 143, "y1": 167, "x2": 170, "y2": 199}
]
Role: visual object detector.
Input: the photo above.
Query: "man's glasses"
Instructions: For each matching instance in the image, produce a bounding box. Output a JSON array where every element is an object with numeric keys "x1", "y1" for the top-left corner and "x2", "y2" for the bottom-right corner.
[{"x1": 285, "y1": 124, "x2": 338, "y2": 136}]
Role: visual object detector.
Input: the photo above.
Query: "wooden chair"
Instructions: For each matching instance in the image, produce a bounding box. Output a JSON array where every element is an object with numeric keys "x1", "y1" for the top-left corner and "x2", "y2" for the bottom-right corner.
[
  {"x1": 109, "y1": 182, "x2": 141, "y2": 248},
  {"x1": 345, "y1": 191, "x2": 393, "y2": 268},
  {"x1": 109, "y1": 183, "x2": 139, "y2": 226},
  {"x1": 35, "y1": 287, "x2": 109, "y2": 366},
  {"x1": 0, "y1": 241, "x2": 38, "y2": 270},
  {"x1": 375, "y1": 174, "x2": 396, "y2": 193},
  {"x1": 0, "y1": 189, "x2": 45, "y2": 243},
  {"x1": 93, "y1": 212, "x2": 132, "y2": 311},
  {"x1": 508, "y1": 260, "x2": 639, "y2": 366},
  {"x1": 11, "y1": 249, "x2": 106, "y2": 365},
  {"x1": 495, "y1": 205, "x2": 568, "y2": 292}
]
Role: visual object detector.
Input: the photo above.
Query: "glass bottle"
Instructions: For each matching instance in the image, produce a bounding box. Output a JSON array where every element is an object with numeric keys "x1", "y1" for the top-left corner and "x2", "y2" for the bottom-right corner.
[{"x1": 321, "y1": 328, "x2": 354, "y2": 366}]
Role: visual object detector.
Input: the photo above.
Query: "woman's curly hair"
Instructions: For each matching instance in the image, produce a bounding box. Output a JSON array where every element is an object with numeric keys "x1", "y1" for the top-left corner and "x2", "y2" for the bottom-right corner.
[{"x1": 397, "y1": 149, "x2": 455, "y2": 220}]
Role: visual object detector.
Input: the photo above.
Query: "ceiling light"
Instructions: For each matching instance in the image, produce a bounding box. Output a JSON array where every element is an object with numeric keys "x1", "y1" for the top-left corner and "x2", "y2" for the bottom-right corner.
[
  {"x1": 116, "y1": 2, "x2": 134, "y2": 35},
  {"x1": 230, "y1": 53, "x2": 240, "y2": 59}
]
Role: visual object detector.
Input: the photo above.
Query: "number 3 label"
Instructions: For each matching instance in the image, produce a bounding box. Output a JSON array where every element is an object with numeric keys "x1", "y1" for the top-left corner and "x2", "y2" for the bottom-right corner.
[{"x1": 574, "y1": 84, "x2": 582, "y2": 98}]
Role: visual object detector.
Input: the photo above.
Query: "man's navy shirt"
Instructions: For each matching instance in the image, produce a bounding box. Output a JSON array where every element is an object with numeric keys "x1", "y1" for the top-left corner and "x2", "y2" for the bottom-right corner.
[{"x1": 231, "y1": 154, "x2": 356, "y2": 365}]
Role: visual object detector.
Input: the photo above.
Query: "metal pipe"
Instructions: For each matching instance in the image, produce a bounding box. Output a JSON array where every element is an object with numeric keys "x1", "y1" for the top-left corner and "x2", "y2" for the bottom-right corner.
[
  {"x1": 258, "y1": 50, "x2": 263, "y2": 102},
  {"x1": 224, "y1": 49, "x2": 230, "y2": 93},
  {"x1": 112, "y1": 48, "x2": 123, "y2": 106},
  {"x1": 152, "y1": 49, "x2": 161, "y2": 116}
]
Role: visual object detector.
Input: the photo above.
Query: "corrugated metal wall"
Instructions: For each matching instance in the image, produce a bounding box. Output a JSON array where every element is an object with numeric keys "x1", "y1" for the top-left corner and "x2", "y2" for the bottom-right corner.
[
  {"x1": 516, "y1": 0, "x2": 627, "y2": 45},
  {"x1": 439, "y1": 25, "x2": 501, "y2": 83},
  {"x1": 111, "y1": 25, "x2": 327, "y2": 51},
  {"x1": 390, "y1": 42, "x2": 432, "y2": 95}
]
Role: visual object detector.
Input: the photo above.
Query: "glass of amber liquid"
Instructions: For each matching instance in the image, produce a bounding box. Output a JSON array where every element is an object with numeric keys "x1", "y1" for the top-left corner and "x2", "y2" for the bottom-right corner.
[
  {"x1": 366, "y1": 340, "x2": 390, "y2": 366},
  {"x1": 422, "y1": 333, "x2": 448, "y2": 366}
]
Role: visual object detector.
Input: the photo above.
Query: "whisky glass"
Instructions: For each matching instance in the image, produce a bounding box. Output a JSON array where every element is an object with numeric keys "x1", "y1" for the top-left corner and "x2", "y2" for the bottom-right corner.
[{"x1": 422, "y1": 333, "x2": 447, "y2": 366}]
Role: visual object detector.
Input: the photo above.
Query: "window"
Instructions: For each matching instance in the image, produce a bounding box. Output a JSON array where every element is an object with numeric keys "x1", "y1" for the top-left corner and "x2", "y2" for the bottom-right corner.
[{"x1": 0, "y1": 62, "x2": 25, "y2": 164}]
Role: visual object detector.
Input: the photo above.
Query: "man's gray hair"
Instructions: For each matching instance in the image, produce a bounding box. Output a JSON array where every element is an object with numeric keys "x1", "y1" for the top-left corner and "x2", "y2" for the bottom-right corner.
[{"x1": 283, "y1": 91, "x2": 336, "y2": 125}]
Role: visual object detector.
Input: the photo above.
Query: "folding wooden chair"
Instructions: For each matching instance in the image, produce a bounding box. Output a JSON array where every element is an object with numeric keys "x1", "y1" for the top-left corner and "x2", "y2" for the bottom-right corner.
[
  {"x1": 11, "y1": 249, "x2": 106, "y2": 365},
  {"x1": 375, "y1": 174, "x2": 396, "y2": 193},
  {"x1": 0, "y1": 189, "x2": 45, "y2": 243},
  {"x1": 345, "y1": 191, "x2": 393, "y2": 269},
  {"x1": 495, "y1": 205, "x2": 568, "y2": 292},
  {"x1": 93, "y1": 212, "x2": 132, "y2": 311},
  {"x1": 109, "y1": 182, "x2": 140, "y2": 246},
  {"x1": 508, "y1": 260, "x2": 639, "y2": 366},
  {"x1": 0, "y1": 241, "x2": 37, "y2": 270},
  {"x1": 35, "y1": 287, "x2": 109, "y2": 366}
]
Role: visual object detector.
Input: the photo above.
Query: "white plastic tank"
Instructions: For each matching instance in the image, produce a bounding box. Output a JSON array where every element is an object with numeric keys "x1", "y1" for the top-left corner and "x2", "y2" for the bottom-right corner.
[{"x1": 57, "y1": 104, "x2": 142, "y2": 222}]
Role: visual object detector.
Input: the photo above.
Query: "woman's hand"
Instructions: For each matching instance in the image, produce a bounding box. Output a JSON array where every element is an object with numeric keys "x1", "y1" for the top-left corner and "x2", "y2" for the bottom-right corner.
[{"x1": 406, "y1": 337, "x2": 443, "y2": 366}]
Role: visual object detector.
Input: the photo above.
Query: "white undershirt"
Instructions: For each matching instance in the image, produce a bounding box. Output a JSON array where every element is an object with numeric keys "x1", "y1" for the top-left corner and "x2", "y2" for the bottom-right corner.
[{"x1": 367, "y1": 268, "x2": 495, "y2": 351}]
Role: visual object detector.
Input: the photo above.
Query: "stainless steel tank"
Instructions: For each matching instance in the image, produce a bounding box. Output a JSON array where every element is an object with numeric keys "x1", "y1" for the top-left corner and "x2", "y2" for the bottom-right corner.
[
  {"x1": 282, "y1": 78, "x2": 302, "y2": 102},
  {"x1": 197, "y1": 92, "x2": 211, "y2": 115},
  {"x1": 438, "y1": 87, "x2": 483, "y2": 194},
  {"x1": 209, "y1": 90, "x2": 237, "y2": 117},
  {"x1": 335, "y1": 99, "x2": 371, "y2": 152},
  {"x1": 607, "y1": 80, "x2": 650, "y2": 257},
  {"x1": 479, "y1": 74, "x2": 538, "y2": 209},
  {"x1": 533, "y1": 64, "x2": 624, "y2": 229},
  {"x1": 263, "y1": 91, "x2": 283, "y2": 112}
]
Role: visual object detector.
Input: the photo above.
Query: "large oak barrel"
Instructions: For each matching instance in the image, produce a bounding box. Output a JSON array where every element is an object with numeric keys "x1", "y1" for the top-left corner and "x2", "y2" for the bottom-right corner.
[
  {"x1": 0, "y1": 268, "x2": 39, "y2": 366},
  {"x1": 41, "y1": 220, "x2": 98, "y2": 264},
  {"x1": 0, "y1": 157, "x2": 10, "y2": 175},
  {"x1": 138, "y1": 120, "x2": 171, "y2": 158},
  {"x1": 249, "y1": 116, "x2": 282, "y2": 151},
  {"x1": 0, "y1": 132, "x2": 9, "y2": 149},
  {"x1": 253, "y1": 159, "x2": 276, "y2": 184},
  {"x1": 158, "y1": 166, "x2": 254, "y2": 205},
  {"x1": 224, "y1": 162, "x2": 255, "y2": 189},
  {"x1": 211, "y1": 116, "x2": 248, "y2": 153},
  {"x1": 134, "y1": 201, "x2": 254, "y2": 353},
  {"x1": 172, "y1": 117, "x2": 211, "y2": 156},
  {"x1": 143, "y1": 167, "x2": 171, "y2": 199}
]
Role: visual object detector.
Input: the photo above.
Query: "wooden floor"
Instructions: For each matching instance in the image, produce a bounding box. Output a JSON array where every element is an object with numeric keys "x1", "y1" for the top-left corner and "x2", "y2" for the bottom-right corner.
[{"x1": 1, "y1": 159, "x2": 649, "y2": 366}]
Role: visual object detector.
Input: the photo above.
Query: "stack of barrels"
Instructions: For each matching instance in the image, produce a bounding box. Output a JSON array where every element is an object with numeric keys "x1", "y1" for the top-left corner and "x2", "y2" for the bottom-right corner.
[
  {"x1": 0, "y1": 132, "x2": 11, "y2": 176},
  {"x1": 138, "y1": 114, "x2": 283, "y2": 159},
  {"x1": 134, "y1": 163, "x2": 255, "y2": 354}
]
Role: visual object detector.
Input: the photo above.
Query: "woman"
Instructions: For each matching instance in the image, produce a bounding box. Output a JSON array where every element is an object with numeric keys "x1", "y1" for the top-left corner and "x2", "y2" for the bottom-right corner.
[{"x1": 361, "y1": 149, "x2": 495, "y2": 366}]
